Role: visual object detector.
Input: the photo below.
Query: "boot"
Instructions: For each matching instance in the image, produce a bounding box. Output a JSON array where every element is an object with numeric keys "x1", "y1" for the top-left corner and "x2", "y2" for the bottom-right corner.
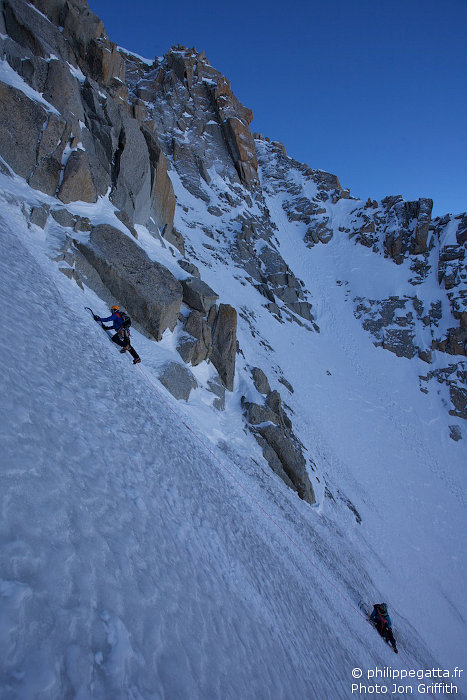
[{"x1": 128, "y1": 345, "x2": 141, "y2": 364}]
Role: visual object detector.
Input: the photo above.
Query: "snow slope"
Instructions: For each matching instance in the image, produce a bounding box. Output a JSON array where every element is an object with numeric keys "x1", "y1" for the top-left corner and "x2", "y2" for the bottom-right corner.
[{"x1": 0, "y1": 164, "x2": 466, "y2": 700}]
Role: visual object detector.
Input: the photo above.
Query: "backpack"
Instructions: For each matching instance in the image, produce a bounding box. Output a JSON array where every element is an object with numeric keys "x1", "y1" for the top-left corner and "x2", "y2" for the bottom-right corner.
[{"x1": 116, "y1": 310, "x2": 131, "y2": 329}]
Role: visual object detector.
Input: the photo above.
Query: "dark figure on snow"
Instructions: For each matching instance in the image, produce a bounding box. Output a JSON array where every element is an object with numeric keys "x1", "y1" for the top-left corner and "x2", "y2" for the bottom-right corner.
[
  {"x1": 370, "y1": 603, "x2": 398, "y2": 653},
  {"x1": 94, "y1": 305, "x2": 141, "y2": 364}
]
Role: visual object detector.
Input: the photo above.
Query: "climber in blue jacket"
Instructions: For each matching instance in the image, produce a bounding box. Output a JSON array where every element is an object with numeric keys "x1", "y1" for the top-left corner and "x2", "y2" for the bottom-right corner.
[
  {"x1": 370, "y1": 603, "x2": 398, "y2": 653},
  {"x1": 96, "y1": 307, "x2": 126, "y2": 331},
  {"x1": 94, "y1": 305, "x2": 141, "y2": 364}
]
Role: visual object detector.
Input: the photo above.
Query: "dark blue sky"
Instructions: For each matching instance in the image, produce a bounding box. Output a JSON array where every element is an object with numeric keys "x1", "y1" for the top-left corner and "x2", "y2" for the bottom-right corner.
[{"x1": 90, "y1": 0, "x2": 466, "y2": 217}]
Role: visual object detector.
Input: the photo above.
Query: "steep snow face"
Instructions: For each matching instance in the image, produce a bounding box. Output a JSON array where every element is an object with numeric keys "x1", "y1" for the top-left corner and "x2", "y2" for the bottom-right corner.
[
  {"x1": 0, "y1": 188, "x2": 385, "y2": 696},
  {"x1": 1, "y1": 149, "x2": 466, "y2": 700}
]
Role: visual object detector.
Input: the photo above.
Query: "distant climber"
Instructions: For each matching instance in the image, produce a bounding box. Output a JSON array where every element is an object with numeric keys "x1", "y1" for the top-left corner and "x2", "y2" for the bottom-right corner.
[
  {"x1": 93, "y1": 305, "x2": 141, "y2": 364},
  {"x1": 370, "y1": 603, "x2": 398, "y2": 653}
]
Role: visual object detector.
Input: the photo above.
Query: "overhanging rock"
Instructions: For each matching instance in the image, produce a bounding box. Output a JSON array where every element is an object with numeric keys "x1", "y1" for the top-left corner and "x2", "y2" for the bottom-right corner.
[{"x1": 181, "y1": 276, "x2": 219, "y2": 313}]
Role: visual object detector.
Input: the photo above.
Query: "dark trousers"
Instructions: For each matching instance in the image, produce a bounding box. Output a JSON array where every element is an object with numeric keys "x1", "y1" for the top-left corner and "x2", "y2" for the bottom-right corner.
[
  {"x1": 111, "y1": 331, "x2": 140, "y2": 361},
  {"x1": 376, "y1": 622, "x2": 397, "y2": 648}
]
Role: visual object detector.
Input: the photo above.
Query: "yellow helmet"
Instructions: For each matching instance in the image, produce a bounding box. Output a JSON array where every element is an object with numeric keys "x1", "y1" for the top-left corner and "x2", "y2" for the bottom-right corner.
[{"x1": 111, "y1": 305, "x2": 119, "y2": 311}]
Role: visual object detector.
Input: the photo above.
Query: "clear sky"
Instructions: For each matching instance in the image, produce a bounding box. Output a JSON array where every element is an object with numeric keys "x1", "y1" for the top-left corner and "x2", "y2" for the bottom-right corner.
[{"x1": 89, "y1": 0, "x2": 466, "y2": 217}]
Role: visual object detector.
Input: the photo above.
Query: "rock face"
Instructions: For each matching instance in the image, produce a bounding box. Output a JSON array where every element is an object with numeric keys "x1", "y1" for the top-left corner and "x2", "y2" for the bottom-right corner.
[
  {"x1": 251, "y1": 367, "x2": 271, "y2": 395},
  {"x1": 0, "y1": 82, "x2": 68, "y2": 195},
  {"x1": 177, "y1": 311, "x2": 212, "y2": 366},
  {"x1": 210, "y1": 76, "x2": 258, "y2": 186},
  {"x1": 230, "y1": 218, "x2": 316, "y2": 327},
  {"x1": 242, "y1": 377, "x2": 316, "y2": 505},
  {"x1": 29, "y1": 204, "x2": 50, "y2": 228},
  {"x1": 209, "y1": 304, "x2": 237, "y2": 391},
  {"x1": 58, "y1": 149, "x2": 97, "y2": 203},
  {"x1": 449, "y1": 383, "x2": 467, "y2": 420},
  {"x1": 381, "y1": 197, "x2": 434, "y2": 262},
  {"x1": 0, "y1": 0, "x2": 176, "y2": 238},
  {"x1": 141, "y1": 127, "x2": 177, "y2": 242},
  {"x1": 257, "y1": 424, "x2": 314, "y2": 504},
  {"x1": 158, "y1": 361, "x2": 198, "y2": 401},
  {"x1": 134, "y1": 47, "x2": 259, "y2": 190},
  {"x1": 110, "y1": 113, "x2": 152, "y2": 224},
  {"x1": 181, "y1": 277, "x2": 219, "y2": 313},
  {"x1": 78, "y1": 225, "x2": 183, "y2": 339}
]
